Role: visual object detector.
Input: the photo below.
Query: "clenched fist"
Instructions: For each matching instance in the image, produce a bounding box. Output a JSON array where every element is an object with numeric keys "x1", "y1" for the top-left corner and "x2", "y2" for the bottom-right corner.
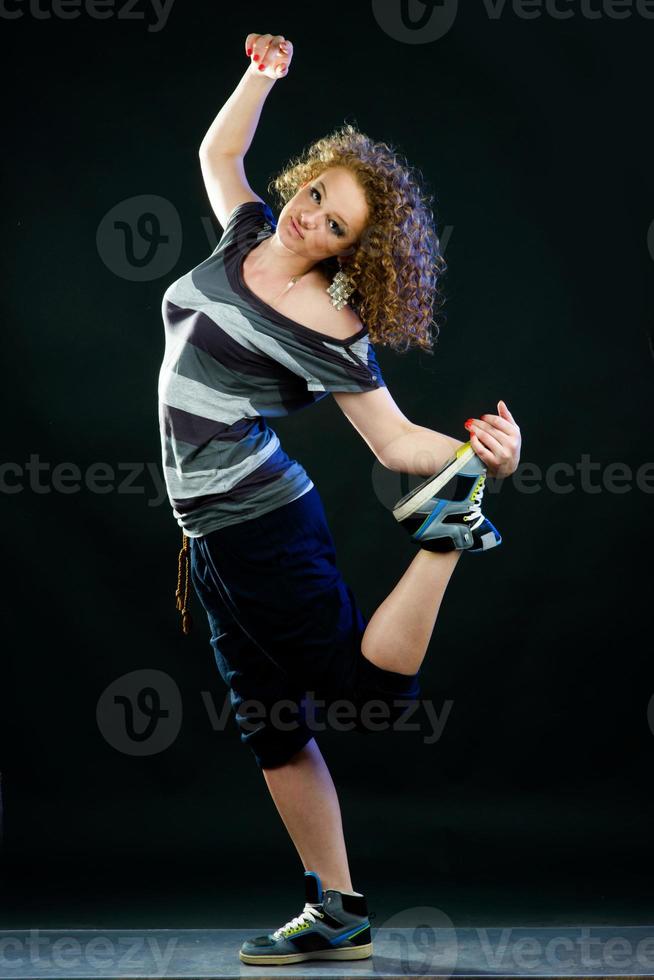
[{"x1": 245, "y1": 33, "x2": 294, "y2": 79}]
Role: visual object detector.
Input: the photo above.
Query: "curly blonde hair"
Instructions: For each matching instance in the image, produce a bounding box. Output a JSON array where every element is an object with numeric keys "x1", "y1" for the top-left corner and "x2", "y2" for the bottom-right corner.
[{"x1": 267, "y1": 121, "x2": 445, "y2": 354}]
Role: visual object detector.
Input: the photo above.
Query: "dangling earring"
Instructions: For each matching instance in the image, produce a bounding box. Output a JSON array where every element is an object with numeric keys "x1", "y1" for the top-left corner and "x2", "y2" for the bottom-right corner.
[{"x1": 327, "y1": 261, "x2": 356, "y2": 311}]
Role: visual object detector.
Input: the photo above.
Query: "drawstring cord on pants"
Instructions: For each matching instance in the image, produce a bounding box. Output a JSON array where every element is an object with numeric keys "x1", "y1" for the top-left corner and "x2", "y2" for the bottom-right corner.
[{"x1": 175, "y1": 529, "x2": 193, "y2": 635}]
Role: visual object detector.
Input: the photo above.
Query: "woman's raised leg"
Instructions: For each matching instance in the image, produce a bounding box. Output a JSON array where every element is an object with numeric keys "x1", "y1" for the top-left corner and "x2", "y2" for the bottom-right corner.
[
  {"x1": 360, "y1": 432, "x2": 469, "y2": 677},
  {"x1": 361, "y1": 548, "x2": 462, "y2": 676}
]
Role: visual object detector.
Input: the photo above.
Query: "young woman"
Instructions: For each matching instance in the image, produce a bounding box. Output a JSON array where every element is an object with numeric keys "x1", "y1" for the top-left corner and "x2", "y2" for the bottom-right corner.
[{"x1": 158, "y1": 32, "x2": 521, "y2": 965}]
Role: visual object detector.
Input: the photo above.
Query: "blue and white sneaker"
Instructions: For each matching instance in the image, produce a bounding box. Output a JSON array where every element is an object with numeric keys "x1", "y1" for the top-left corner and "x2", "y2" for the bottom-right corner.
[
  {"x1": 392, "y1": 441, "x2": 502, "y2": 553},
  {"x1": 239, "y1": 870, "x2": 373, "y2": 965}
]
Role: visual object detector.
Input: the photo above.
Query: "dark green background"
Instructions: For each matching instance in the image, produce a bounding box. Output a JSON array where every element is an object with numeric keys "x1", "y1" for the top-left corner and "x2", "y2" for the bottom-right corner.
[{"x1": 1, "y1": 0, "x2": 653, "y2": 929}]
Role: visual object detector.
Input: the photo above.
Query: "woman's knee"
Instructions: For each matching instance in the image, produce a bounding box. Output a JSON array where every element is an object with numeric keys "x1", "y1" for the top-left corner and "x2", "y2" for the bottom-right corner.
[
  {"x1": 244, "y1": 722, "x2": 316, "y2": 771},
  {"x1": 347, "y1": 652, "x2": 422, "y2": 735}
]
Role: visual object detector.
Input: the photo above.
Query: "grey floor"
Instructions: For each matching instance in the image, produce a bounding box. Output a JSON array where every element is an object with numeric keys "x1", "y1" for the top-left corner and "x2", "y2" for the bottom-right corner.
[{"x1": 1, "y1": 925, "x2": 654, "y2": 979}]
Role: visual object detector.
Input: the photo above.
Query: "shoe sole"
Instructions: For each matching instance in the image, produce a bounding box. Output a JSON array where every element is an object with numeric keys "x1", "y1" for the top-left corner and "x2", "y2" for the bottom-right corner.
[
  {"x1": 392, "y1": 442, "x2": 475, "y2": 523},
  {"x1": 239, "y1": 941, "x2": 373, "y2": 965}
]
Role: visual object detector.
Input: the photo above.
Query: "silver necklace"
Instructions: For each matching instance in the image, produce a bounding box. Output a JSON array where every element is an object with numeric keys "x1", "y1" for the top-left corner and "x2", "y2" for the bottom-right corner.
[
  {"x1": 255, "y1": 236, "x2": 310, "y2": 306},
  {"x1": 269, "y1": 270, "x2": 310, "y2": 306}
]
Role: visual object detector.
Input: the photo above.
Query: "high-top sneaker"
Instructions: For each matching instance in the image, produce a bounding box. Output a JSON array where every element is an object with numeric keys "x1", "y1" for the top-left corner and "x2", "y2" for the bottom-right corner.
[
  {"x1": 238, "y1": 870, "x2": 373, "y2": 965},
  {"x1": 393, "y1": 440, "x2": 502, "y2": 553}
]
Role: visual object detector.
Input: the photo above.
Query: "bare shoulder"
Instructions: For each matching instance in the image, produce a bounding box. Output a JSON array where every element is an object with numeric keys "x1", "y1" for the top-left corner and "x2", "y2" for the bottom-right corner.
[{"x1": 304, "y1": 271, "x2": 365, "y2": 342}]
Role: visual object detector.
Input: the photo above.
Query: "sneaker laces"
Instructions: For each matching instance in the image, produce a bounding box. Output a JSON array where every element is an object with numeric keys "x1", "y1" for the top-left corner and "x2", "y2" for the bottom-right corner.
[
  {"x1": 272, "y1": 902, "x2": 324, "y2": 940},
  {"x1": 462, "y1": 474, "x2": 486, "y2": 530}
]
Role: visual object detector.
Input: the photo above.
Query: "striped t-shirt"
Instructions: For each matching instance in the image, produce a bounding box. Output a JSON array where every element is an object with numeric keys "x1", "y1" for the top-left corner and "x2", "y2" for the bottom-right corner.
[{"x1": 158, "y1": 199, "x2": 386, "y2": 538}]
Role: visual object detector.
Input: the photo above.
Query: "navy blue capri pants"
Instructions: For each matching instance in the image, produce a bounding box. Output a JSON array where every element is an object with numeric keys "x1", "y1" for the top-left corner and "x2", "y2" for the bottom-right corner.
[{"x1": 189, "y1": 485, "x2": 422, "y2": 769}]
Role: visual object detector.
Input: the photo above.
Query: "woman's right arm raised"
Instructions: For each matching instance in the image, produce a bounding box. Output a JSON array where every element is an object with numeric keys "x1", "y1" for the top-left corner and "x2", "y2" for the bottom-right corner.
[{"x1": 199, "y1": 33, "x2": 293, "y2": 229}]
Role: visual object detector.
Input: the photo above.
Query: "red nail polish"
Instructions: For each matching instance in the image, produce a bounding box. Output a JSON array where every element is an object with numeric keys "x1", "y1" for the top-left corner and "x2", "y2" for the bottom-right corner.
[
  {"x1": 258, "y1": 63, "x2": 265, "y2": 70},
  {"x1": 464, "y1": 418, "x2": 474, "y2": 429},
  {"x1": 246, "y1": 47, "x2": 252, "y2": 56},
  {"x1": 253, "y1": 53, "x2": 259, "y2": 61}
]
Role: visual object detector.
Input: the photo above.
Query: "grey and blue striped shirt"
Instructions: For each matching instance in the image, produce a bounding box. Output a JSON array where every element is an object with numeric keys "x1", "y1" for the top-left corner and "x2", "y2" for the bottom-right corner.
[{"x1": 158, "y1": 199, "x2": 386, "y2": 537}]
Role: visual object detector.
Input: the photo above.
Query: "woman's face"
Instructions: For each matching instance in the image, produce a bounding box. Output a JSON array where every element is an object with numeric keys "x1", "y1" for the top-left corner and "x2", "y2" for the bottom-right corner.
[{"x1": 278, "y1": 166, "x2": 369, "y2": 263}]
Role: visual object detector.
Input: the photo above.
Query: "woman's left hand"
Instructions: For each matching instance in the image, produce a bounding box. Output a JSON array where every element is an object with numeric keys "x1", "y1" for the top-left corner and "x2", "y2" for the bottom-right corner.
[{"x1": 464, "y1": 400, "x2": 521, "y2": 479}]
